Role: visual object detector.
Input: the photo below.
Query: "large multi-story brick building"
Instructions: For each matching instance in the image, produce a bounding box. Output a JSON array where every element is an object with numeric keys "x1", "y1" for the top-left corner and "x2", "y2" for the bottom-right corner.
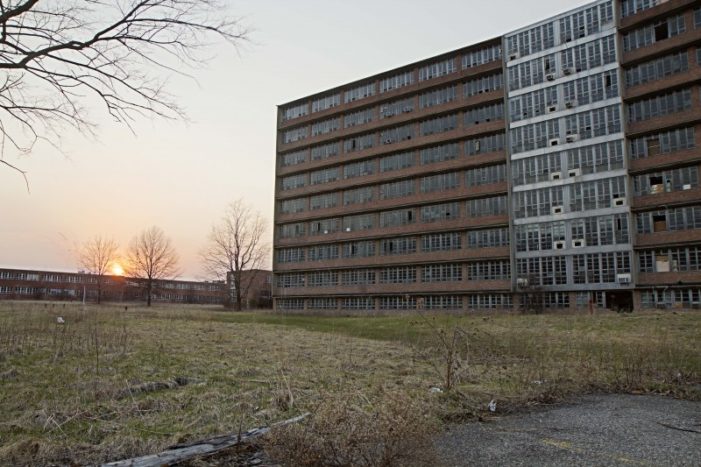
[{"x1": 273, "y1": 0, "x2": 701, "y2": 312}]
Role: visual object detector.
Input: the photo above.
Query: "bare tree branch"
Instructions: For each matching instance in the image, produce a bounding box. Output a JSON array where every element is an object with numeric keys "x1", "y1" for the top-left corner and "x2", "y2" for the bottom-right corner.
[
  {"x1": 125, "y1": 225, "x2": 179, "y2": 306},
  {"x1": 200, "y1": 199, "x2": 269, "y2": 311},
  {"x1": 0, "y1": 0, "x2": 248, "y2": 182},
  {"x1": 77, "y1": 235, "x2": 119, "y2": 304}
]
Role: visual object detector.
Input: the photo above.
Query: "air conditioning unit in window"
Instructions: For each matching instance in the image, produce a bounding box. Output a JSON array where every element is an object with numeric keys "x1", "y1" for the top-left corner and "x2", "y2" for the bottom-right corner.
[
  {"x1": 517, "y1": 277, "x2": 529, "y2": 288},
  {"x1": 546, "y1": 104, "x2": 558, "y2": 113},
  {"x1": 553, "y1": 240, "x2": 566, "y2": 250},
  {"x1": 566, "y1": 134, "x2": 580, "y2": 143},
  {"x1": 563, "y1": 67, "x2": 575, "y2": 76},
  {"x1": 612, "y1": 196, "x2": 626, "y2": 207},
  {"x1": 509, "y1": 52, "x2": 520, "y2": 61},
  {"x1": 683, "y1": 183, "x2": 692, "y2": 190},
  {"x1": 568, "y1": 168, "x2": 581, "y2": 177},
  {"x1": 616, "y1": 273, "x2": 632, "y2": 284},
  {"x1": 550, "y1": 171, "x2": 562, "y2": 181},
  {"x1": 345, "y1": 227, "x2": 352, "y2": 232},
  {"x1": 549, "y1": 138, "x2": 561, "y2": 146},
  {"x1": 552, "y1": 205, "x2": 564, "y2": 215},
  {"x1": 546, "y1": 73, "x2": 556, "y2": 81},
  {"x1": 323, "y1": 230, "x2": 329, "y2": 234},
  {"x1": 572, "y1": 239, "x2": 586, "y2": 248},
  {"x1": 565, "y1": 100, "x2": 577, "y2": 109}
]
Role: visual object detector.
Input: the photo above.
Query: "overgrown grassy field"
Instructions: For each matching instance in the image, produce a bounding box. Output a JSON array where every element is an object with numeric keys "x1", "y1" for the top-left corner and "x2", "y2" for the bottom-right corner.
[{"x1": 0, "y1": 301, "x2": 699, "y2": 465}]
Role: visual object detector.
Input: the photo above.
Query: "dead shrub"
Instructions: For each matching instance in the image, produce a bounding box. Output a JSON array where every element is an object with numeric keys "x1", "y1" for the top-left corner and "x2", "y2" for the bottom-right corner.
[{"x1": 265, "y1": 390, "x2": 438, "y2": 467}]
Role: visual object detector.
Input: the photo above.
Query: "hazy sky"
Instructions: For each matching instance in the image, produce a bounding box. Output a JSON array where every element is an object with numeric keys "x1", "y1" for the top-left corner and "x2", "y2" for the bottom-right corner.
[{"x1": 0, "y1": 0, "x2": 592, "y2": 279}]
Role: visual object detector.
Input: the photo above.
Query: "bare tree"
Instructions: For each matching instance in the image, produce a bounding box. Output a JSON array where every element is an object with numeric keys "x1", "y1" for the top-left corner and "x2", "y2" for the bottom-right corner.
[
  {"x1": 77, "y1": 235, "x2": 119, "y2": 304},
  {"x1": 126, "y1": 226, "x2": 179, "y2": 306},
  {"x1": 201, "y1": 200, "x2": 268, "y2": 311},
  {"x1": 0, "y1": 0, "x2": 248, "y2": 183}
]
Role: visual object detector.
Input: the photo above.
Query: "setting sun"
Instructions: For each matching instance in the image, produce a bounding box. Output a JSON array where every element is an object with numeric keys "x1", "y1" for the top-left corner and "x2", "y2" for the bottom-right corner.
[{"x1": 111, "y1": 263, "x2": 125, "y2": 276}]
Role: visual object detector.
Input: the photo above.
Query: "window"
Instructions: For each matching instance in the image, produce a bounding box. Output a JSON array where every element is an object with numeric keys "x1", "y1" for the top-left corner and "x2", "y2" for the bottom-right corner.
[
  {"x1": 344, "y1": 108, "x2": 374, "y2": 128},
  {"x1": 464, "y1": 73, "x2": 504, "y2": 98},
  {"x1": 421, "y1": 202, "x2": 460, "y2": 222},
  {"x1": 462, "y1": 44, "x2": 501, "y2": 68},
  {"x1": 516, "y1": 257, "x2": 567, "y2": 285},
  {"x1": 513, "y1": 186, "x2": 565, "y2": 218},
  {"x1": 281, "y1": 150, "x2": 307, "y2": 167},
  {"x1": 466, "y1": 164, "x2": 506, "y2": 186},
  {"x1": 343, "y1": 160, "x2": 375, "y2": 179},
  {"x1": 629, "y1": 127, "x2": 695, "y2": 159},
  {"x1": 281, "y1": 198, "x2": 306, "y2": 214},
  {"x1": 380, "y1": 267, "x2": 417, "y2": 284},
  {"x1": 636, "y1": 205, "x2": 701, "y2": 234},
  {"x1": 419, "y1": 85, "x2": 456, "y2": 108},
  {"x1": 380, "y1": 152, "x2": 415, "y2": 172},
  {"x1": 467, "y1": 261, "x2": 510, "y2": 280},
  {"x1": 310, "y1": 167, "x2": 339, "y2": 185},
  {"x1": 277, "y1": 298, "x2": 304, "y2": 310},
  {"x1": 628, "y1": 88, "x2": 692, "y2": 122},
  {"x1": 467, "y1": 294, "x2": 512, "y2": 309},
  {"x1": 467, "y1": 228, "x2": 509, "y2": 248},
  {"x1": 308, "y1": 298, "x2": 337, "y2": 310},
  {"x1": 422, "y1": 232, "x2": 462, "y2": 252},
  {"x1": 468, "y1": 196, "x2": 507, "y2": 217},
  {"x1": 379, "y1": 296, "x2": 417, "y2": 310},
  {"x1": 464, "y1": 102, "x2": 504, "y2": 127},
  {"x1": 620, "y1": 0, "x2": 659, "y2": 18},
  {"x1": 421, "y1": 143, "x2": 459, "y2": 165},
  {"x1": 572, "y1": 252, "x2": 631, "y2": 284},
  {"x1": 307, "y1": 271, "x2": 338, "y2": 287},
  {"x1": 419, "y1": 58, "x2": 456, "y2": 81},
  {"x1": 380, "y1": 124, "x2": 415, "y2": 144},
  {"x1": 420, "y1": 172, "x2": 459, "y2": 193},
  {"x1": 569, "y1": 176, "x2": 626, "y2": 213},
  {"x1": 623, "y1": 14, "x2": 686, "y2": 52},
  {"x1": 308, "y1": 244, "x2": 339, "y2": 261},
  {"x1": 380, "y1": 71, "x2": 413, "y2": 93},
  {"x1": 633, "y1": 166, "x2": 699, "y2": 196},
  {"x1": 343, "y1": 241, "x2": 376, "y2": 258},
  {"x1": 277, "y1": 248, "x2": 305, "y2": 263},
  {"x1": 344, "y1": 133, "x2": 374, "y2": 153},
  {"x1": 342, "y1": 214, "x2": 374, "y2": 231},
  {"x1": 380, "y1": 208, "x2": 415, "y2": 227},
  {"x1": 343, "y1": 186, "x2": 374, "y2": 206},
  {"x1": 380, "y1": 179, "x2": 414, "y2": 199},
  {"x1": 277, "y1": 273, "x2": 305, "y2": 288},
  {"x1": 311, "y1": 142, "x2": 340, "y2": 161},
  {"x1": 311, "y1": 117, "x2": 340, "y2": 136},
  {"x1": 310, "y1": 218, "x2": 340, "y2": 235},
  {"x1": 381, "y1": 237, "x2": 417, "y2": 255},
  {"x1": 420, "y1": 114, "x2": 457, "y2": 136},
  {"x1": 341, "y1": 270, "x2": 376, "y2": 285},
  {"x1": 625, "y1": 51, "x2": 689, "y2": 88},
  {"x1": 283, "y1": 126, "x2": 308, "y2": 144},
  {"x1": 342, "y1": 297, "x2": 375, "y2": 310},
  {"x1": 466, "y1": 132, "x2": 505, "y2": 155},
  {"x1": 312, "y1": 94, "x2": 340, "y2": 113},
  {"x1": 282, "y1": 102, "x2": 308, "y2": 121},
  {"x1": 309, "y1": 193, "x2": 337, "y2": 210},
  {"x1": 281, "y1": 174, "x2": 306, "y2": 191},
  {"x1": 424, "y1": 295, "x2": 463, "y2": 310},
  {"x1": 511, "y1": 152, "x2": 561, "y2": 186},
  {"x1": 379, "y1": 98, "x2": 414, "y2": 118},
  {"x1": 345, "y1": 82, "x2": 375, "y2": 103},
  {"x1": 280, "y1": 223, "x2": 305, "y2": 238},
  {"x1": 567, "y1": 141, "x2": 625, "y2": 174},
  {"x1": 422, "y1": 264, "x2": 462, "y2": 282}
]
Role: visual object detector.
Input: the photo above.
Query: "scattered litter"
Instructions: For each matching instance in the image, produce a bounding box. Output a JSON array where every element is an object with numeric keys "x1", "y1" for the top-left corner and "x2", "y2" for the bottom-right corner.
[
  {"x1": 56, "y1": 317, "x2": 65, "y2": 324},
  {"x1": 488, "y1": 399, "x2": 497, "y2": 412},
  {"x1": 430, "y1": 387, "x2": 443, "y2": 394},
  {"x1": 531, "y1": 380, "x2": 543, "y2": 385}
]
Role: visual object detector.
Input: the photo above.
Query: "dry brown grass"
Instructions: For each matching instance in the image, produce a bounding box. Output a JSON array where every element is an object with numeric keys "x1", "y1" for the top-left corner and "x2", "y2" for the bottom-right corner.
[
  {"x1": 265, "y1": 390, "x2": 439, "y2": 467},
  {"x1": 0, "y1": 301, "x2": 699, "y2": 465}
]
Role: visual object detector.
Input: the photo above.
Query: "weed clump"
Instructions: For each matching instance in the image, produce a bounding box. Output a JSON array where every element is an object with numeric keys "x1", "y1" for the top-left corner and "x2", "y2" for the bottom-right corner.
[{"x1": 266, "y1": 390, "x2": 439, "y2": 467}]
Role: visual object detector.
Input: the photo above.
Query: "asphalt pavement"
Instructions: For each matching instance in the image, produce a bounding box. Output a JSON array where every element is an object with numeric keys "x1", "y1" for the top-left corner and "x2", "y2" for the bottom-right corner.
[{"x1": 435, "y1": 394, "x2": 701, "y2": 466}]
